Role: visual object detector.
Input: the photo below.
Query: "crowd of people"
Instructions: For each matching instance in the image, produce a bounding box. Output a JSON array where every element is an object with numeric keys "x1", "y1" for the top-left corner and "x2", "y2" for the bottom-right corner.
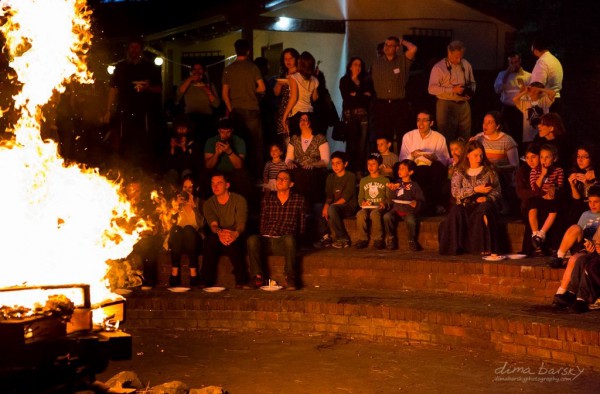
[{"x1": 93, "y1": 34, "x2": 600, "y2": 313}]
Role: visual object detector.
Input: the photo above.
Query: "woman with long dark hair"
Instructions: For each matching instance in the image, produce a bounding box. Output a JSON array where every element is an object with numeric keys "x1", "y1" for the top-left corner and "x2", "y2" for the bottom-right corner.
[
  {"x1": 339, "y1": 56, "x2": 374, "y2": 173},
  {"x1": 285, "y1": 112, "x2": 330, "y2": 206},
  {"x1": 273, "y1": 48, "x2": 299, "y2": 144},
  {"x1": 439, "y1": 140, "x2": 503, "y2": 255},
  {"x1": 167, "y1": 175, "x2": 205, "y2": 287}
]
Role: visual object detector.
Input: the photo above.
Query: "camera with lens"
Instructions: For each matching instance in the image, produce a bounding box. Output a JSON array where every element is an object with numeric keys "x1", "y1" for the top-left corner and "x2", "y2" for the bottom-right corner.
[{"x1": 458, "y1": 84, "x2": 475, "y2": 98}]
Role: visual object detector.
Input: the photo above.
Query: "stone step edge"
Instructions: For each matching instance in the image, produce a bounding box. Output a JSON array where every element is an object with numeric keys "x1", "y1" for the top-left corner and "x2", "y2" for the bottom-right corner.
[
  {"x1": 124, "y1": 290, "x2": 600, "y2": 370},
  {"x1": 164, "y1": 254, "x2": 564, "y2": 303}
]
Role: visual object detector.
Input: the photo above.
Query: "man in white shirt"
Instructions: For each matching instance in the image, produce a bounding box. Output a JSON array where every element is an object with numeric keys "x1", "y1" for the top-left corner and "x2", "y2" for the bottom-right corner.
[
  {"x1": 494, "y1": 52, "x2": 531, "y2": 147},
  {"x1": 399, "y1": 110, "x2": 451, "y2": 215},
  {"x1": 531, "y1": 36, "x2": 563, "y2": 114}
]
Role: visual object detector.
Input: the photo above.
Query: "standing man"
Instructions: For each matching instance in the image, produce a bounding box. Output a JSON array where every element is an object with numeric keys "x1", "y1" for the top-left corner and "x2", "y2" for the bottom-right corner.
[
  {"x1": 428, "y1": 40, "x2": 476, "y2": 141},
  {"x1": 201, "y1": 172, "x2": 250, "y2": 289},
  {"x1": 103, "y1": 37, "x2": 163, "y2": 170},
  {"x1": 531, "y1": 36, "x2": 563, "y2": 114},
  {"x1": 371, "y1": 35, "x2": 418, "y2": 147},
  {"x1": 222, "y1": 39, "x2": 266, "y2": 179},
  {"x1": 247, "y1": 170, "x2": 306, "y2": 290},
  {"x1": 494, "y1": 52, "x2": 531, "y2": 147}
]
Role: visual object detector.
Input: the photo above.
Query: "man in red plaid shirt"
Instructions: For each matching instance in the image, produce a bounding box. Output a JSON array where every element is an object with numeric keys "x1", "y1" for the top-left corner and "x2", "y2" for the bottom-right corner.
[{"x1": 247, "y1": 170, "x2": 306, "y2": 290}]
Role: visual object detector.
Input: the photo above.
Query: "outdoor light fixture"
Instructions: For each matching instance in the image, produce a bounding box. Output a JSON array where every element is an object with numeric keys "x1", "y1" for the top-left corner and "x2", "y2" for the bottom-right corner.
[
  {"x1": 275, "y1": 16, "x2": 291, "y2": 30},
  {"x1": 154, "y1": 56, "x2": 164, "y2": 66},
  {"x1": 107, "y1": 64, "x2": 115, "y2": 75}
]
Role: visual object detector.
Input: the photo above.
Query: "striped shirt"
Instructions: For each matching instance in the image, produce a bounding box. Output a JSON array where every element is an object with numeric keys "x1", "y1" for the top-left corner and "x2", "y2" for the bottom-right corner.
[
  {"x1": 263, "y1": 160, "x2": 288, "y2": 182},
  {"x1": 371, "y1": 54, "x2": 413, "y2": 100},
  {"x1": 530, "y1": 166, "x2": 564, "y2": 196},
  {"x1": 473, "y1": 132, "x2": 518, "y2": 167}
]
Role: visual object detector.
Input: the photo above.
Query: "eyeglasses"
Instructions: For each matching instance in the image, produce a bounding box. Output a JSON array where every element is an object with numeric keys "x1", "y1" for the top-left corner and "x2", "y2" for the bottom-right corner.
[{"x1": 577, "y1": 155, "x2": 590, "y2": 159}]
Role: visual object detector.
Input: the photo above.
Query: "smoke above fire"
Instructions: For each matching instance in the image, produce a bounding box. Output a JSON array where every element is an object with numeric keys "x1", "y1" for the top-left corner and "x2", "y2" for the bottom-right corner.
[{"x1": 0, "y1": 0, "x2": 145, "y2": 304}]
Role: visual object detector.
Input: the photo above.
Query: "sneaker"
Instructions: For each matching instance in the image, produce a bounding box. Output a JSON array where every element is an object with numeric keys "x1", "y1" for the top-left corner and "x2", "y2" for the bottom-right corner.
[
  {"x1": 386, "y1": 237, "x2": 397, "y2": 250},
  {"x1": 569, "y1": 299, "x2": 590, "y2": 314},
  {"x1": 373, "y1": 240, "x2": 385, "y2": 250},
  {"x1": 547, "y1": 256, "x2": 565, "y2": 269},
  {"x1": 531, "y1": 235, "x2": 543, "y2": 250},
  {"x1": 313, "y1": 235, "x2": 332, "y2": 249},
  {"x1": 332, "y1": 239, "x2": 350, "y2": 249},
  {"x1": 169, "y1": 275, "x2": 180, "y2": 287},
  {"x1": 408, "y1": 240, "x2": 422, "y2": 252},
  {"x1": 552, "y1": 292, "x2": 576, "y2": 308},
  {"x1": 354, "y1": 240, "x2": 369, "y2": 249}
]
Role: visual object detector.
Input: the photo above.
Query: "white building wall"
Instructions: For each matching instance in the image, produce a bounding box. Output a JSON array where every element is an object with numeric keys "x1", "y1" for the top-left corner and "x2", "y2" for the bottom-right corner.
[{"x1": 266, "y1": 0, "x2": 516, "y2": 70}]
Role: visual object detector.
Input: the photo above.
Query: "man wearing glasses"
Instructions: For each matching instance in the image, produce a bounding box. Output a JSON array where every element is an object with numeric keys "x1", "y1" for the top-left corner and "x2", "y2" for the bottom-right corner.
[
  {"x1": 399, "y1": 110, "x2": 451, "y2": 215},
  {"x1": 371, "y1": 35, "x2": 418, "y2": 147},
  {"x1": 247, "y1": 170, "x2": 306, "y2": 290}
]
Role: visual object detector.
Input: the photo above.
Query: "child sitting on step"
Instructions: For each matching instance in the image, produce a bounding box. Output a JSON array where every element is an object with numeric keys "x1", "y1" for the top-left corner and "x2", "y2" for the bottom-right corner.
[
  {"x1": 548, "y1": 185, "x2": 600, "y2": 268},
  {"x1": 383, "y1": 159, "x2": 425, "y2": 251},
  {"x1": 354, "y1": 154, "x2": 393, "y2": 250},
  {"x1": 526, "y1": 144, "x2": 564, "y2": 255}
]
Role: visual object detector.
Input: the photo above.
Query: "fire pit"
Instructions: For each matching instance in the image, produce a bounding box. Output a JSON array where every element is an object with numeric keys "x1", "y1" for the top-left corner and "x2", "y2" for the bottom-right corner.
[{"x1": 0, "y1": 284, "x2": 131, "y2": 392}]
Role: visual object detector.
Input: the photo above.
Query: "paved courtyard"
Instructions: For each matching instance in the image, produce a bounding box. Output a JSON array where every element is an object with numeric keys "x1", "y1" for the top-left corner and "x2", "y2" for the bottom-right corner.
[{"x1": 98, "y1": 328, "x2": 600, "y2": 393}]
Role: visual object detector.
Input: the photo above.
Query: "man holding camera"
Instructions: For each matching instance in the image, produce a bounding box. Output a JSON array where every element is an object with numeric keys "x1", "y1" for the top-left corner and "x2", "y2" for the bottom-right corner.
[
  {"x1": 204, "y1": 117, "x2": 245, "y2": 172},
  {"x1": 428, "y1": 40, "x2": 476, "y2": 141},
  {"x1": 203, "y1": 117, "x2": 253, "y2": 202}
]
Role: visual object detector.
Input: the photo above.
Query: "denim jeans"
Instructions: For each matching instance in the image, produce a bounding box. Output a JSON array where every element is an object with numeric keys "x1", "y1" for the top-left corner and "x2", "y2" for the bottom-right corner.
[
  {"x1": 247, "y1": 234, "x2": 297, "y2": 279},
  {"x1": 383, "y1": 210, "x2": 418, "y2": 242},
  {"x1": 315, "y1": 203, "x2": 354, "y2": 241}
]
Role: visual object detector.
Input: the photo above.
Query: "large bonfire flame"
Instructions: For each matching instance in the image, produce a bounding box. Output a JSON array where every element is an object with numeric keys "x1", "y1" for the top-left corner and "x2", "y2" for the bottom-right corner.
[{"x1": 0, "y1": 0, "x2": 145, "y2": 306}]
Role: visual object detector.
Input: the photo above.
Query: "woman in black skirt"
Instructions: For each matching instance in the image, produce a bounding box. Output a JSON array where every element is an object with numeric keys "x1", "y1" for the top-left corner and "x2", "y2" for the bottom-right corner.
[{"x1": 439, "y1": 140, "x2": 503, "y2": 255}]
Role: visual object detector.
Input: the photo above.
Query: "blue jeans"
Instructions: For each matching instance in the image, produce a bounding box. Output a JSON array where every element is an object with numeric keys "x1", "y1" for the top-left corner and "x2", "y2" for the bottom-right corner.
[
  {"x1": 247, "y1": 234, "x2": 297, "y2": 279},
  {"x1": 383, "y1": 210, "x2": 418, "y2": 242},
  {"x1": 315, "y1": 203, "x2": 354, "y2": 241}
]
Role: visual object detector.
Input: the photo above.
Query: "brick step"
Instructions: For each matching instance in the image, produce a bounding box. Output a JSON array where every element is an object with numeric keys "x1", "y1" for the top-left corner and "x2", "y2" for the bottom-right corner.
[
  {"x1": 342, "y1": 215, "x2": 525, "y2": 253},
  {"x1": 160, "y1": 250, "x2": 562, "y2": 303},
  {"x1": 123, "y1": 288, "x2": 600, "y2": 370}
]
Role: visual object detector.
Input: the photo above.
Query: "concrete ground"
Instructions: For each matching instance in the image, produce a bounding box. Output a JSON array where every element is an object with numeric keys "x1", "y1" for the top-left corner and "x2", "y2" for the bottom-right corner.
[{"x1": 98, "y1": 328, "x2": 600, "y2": 394}]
